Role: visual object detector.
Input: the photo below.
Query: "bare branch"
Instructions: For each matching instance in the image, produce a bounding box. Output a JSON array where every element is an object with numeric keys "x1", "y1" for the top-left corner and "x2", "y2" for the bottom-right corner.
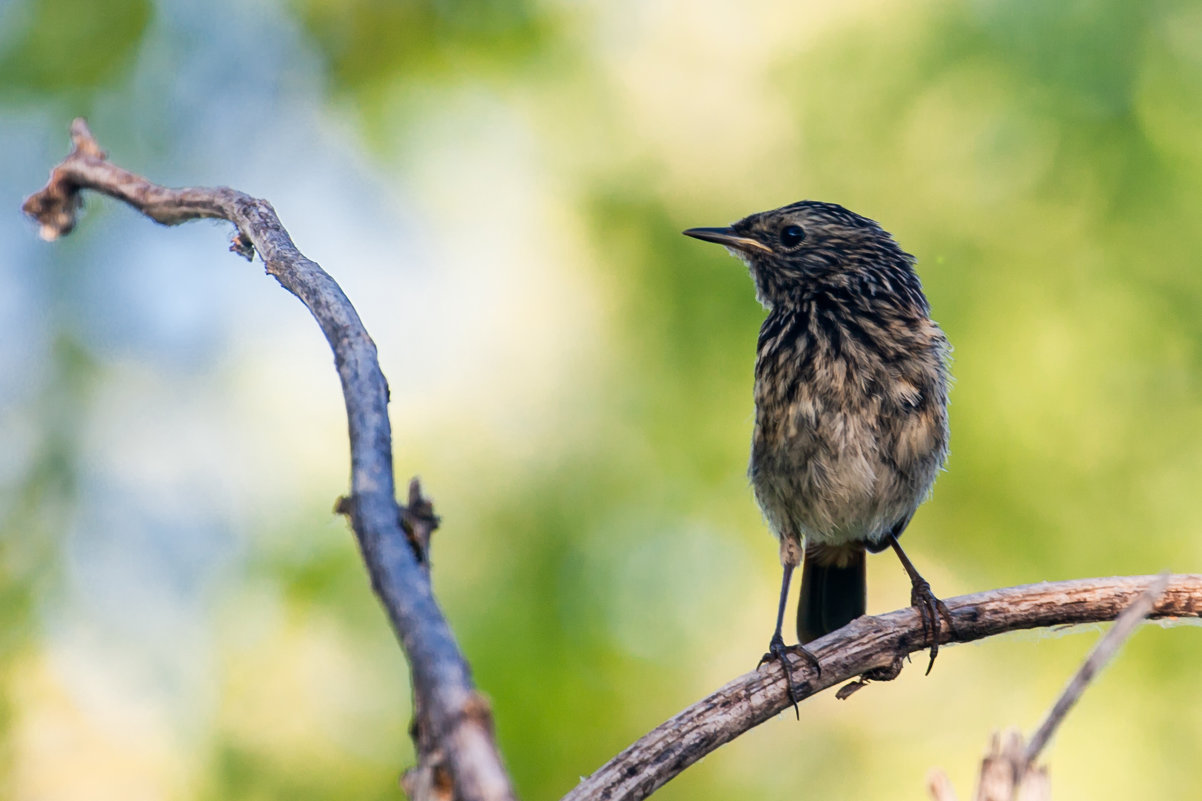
[
  {"x1": 969, "y1": 729, "x2": 1050, "y2": 801},
  {"x1": 563, "y1": 574, "x2": 1202, "y2": 801},
  {"x1": 23, "y1": 119, "x2": 516, "y2": 801},
  {"x1": 928, "y1": 575, "x2": 1169, "y2": 801},
  {"x1": 1023, "y1": 571, "x2": 1170, "y2": 769}
]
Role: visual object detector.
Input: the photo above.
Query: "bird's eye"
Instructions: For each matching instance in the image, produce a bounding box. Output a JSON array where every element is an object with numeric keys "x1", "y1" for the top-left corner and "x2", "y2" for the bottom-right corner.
[{"x1": 779, "y1": 224, "x2": 806, "y2": 248}]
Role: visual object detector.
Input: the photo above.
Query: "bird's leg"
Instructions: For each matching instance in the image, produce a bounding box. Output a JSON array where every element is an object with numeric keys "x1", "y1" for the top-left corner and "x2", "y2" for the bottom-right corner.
[
  {"x1": 757, "y1": 540, "x2": 819, "y2": 718},
  {"x1": 887, "y1": 534, "x2": 956, "y2": 674},
  {"x1": 757, "y1": 562, "x2": 805, "y2": 718}
]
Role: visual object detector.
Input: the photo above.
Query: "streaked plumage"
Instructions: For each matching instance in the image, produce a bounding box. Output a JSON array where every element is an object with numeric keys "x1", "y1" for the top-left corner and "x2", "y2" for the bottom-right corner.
[{"x1": 684, "y1": 200, "x2": 952, "y2": 698}]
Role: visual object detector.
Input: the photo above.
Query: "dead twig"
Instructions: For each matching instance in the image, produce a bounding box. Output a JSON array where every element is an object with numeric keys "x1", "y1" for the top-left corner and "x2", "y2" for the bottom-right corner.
[
  {"x1": 927, "y1": 574, "x2": 1169, "y2": 801},
  {"x1": 1023, "y1": 571, "x2": 1170, "y2": 769},
  {"x1": 23, "y1": 119, "x2": 515, "y2": 801}
]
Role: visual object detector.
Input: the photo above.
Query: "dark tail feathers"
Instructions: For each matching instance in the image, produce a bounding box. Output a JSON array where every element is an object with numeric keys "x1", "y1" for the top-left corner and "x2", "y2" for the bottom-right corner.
[{"x1": 797, "y1": 543, "x2": 866, "y2": 644}]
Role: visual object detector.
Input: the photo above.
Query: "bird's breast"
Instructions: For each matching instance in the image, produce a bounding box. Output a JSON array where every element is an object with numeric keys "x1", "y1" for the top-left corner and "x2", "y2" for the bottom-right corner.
[{"x1": 749, "y1": 306, "x2": 949, "y2": 545}]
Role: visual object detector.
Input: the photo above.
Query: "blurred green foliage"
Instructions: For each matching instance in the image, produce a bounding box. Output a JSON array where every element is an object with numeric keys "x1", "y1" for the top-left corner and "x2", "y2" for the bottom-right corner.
[
  {"x1": 0, "y1": 0, "x2": 151, "y2": 96},
  {"x1": 288, "y1": 0, "x2": 550, "y2": 87},
  {"x1": 5, "y1": 0, "x2": 1202, "y2": 799}
]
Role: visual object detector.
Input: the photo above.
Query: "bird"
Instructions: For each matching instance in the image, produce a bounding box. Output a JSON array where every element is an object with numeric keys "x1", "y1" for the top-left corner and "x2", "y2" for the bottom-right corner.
[{"x1": 683, "y1": 200, "x2": 952, "y2": 702}]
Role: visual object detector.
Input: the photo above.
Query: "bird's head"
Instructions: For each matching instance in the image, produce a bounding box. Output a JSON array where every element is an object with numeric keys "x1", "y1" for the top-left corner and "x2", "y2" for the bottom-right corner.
[{"x1": 684, "y1": 200, "x2": 920, "y2": 310}]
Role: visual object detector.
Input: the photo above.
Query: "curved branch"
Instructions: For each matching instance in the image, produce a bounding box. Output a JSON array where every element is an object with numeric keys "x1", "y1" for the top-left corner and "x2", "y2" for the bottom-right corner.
[
  {"x1": 23, "y1": 119, "x2": 515, "y2": 801},
  {"x1": 562, "y1": 574, "x2": 1202, "y2": 801}
]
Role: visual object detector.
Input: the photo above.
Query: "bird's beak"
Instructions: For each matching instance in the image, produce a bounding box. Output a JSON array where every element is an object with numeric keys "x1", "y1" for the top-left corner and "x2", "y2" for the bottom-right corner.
[{"x1": 682, "y1": 227, "x2": 772, "y2": 254}]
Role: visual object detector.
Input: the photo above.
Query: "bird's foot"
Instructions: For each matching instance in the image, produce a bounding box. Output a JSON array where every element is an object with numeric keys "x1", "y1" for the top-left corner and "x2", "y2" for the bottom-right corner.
[
  {"x1": 910, "y1": 578, "x2": 957, "y2": 675},
  {"x1": 757, "y1": 634, "x2": 818, "y2": 719}
]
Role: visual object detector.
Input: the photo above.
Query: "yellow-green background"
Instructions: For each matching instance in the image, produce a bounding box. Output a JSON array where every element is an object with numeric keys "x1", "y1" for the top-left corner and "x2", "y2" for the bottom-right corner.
[{"x1": 3, "y1": 0, "x2": 1201, "y2": 798}]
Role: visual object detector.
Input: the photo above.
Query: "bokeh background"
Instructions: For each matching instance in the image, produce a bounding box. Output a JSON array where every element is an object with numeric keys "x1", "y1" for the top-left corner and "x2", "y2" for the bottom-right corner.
[{"x1": 3, "y1": 0, "x2": 1202, "y2": 798}]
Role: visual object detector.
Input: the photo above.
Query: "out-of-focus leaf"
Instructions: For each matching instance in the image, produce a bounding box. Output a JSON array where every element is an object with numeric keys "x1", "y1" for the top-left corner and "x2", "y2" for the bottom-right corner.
[{"x1": 0, "y1": 0, "x2": 152, "y2": 94}]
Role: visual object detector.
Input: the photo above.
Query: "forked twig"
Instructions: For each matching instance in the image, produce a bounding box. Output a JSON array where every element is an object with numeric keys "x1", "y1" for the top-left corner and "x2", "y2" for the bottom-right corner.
[{"x1": 23, "y1": 119, "x2": 515, "y2": 801}]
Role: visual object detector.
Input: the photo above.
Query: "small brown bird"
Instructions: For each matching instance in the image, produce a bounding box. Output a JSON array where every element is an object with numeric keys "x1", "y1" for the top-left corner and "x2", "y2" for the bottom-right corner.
[{"x1": 684, "y1": 201, "x2": 952, "y2": 698}]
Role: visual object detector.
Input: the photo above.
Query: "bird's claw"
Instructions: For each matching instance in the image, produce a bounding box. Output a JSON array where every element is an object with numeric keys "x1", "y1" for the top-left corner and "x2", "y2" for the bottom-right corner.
[
  {"x1": 757, "y1": 634, "x2": 818, "y2": 719},
  {"x1": 910, "y1": 578, "x2": 956, "y2": 674}
]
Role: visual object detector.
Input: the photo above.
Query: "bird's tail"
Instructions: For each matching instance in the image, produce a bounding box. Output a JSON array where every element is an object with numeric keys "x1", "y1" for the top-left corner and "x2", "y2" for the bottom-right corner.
[{"x1": 796, "y1": 543, "x2": 866, "y2": 644}]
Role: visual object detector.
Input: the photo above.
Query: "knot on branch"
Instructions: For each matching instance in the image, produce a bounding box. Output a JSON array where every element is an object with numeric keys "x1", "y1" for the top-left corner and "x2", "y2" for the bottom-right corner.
[
  {"x1": 401, "y1": 749, "x2": 455, "y2": 801},
  {"x1": 404, "y1": 691, "x2": 498, "y2": 801},
  {"x1": 401, "y1": 476, "x2": 441, "y2": 565},
  {"x1": 334, "y1": 477, "x2": 440, "y2": 566},
  {"x1": 230, "y1": 231, "x2": 256, "y2": 261},
  {"x1": 835, "y1": 653, "x2": 905, "y2": 700}
]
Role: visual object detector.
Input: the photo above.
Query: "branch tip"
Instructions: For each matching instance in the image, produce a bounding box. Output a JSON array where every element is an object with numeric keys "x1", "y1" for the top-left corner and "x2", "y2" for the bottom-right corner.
[
  {"x1": 926, "y1": 768, "x2": 958, "y2": 801},
  {"x1": 69, "y1": 117, "x2": 105, "y2": 159},
  {"x1": 21, "y1": 117, "x2": 105, "y2": 241}
]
